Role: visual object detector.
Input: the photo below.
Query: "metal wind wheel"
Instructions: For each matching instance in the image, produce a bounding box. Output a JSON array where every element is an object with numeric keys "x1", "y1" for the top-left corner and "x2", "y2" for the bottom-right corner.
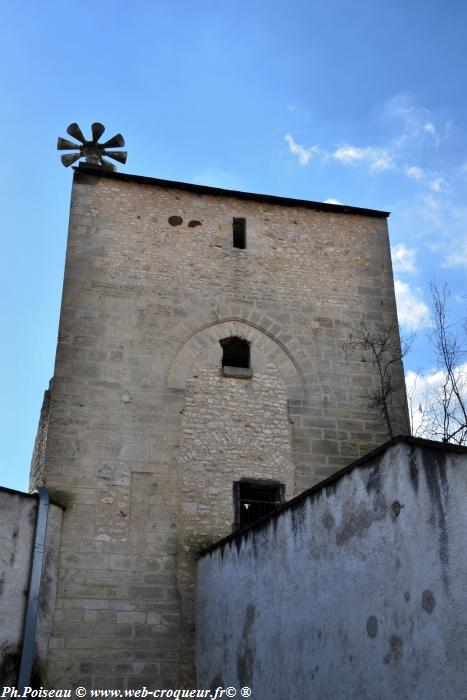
[{"x1": 57, "y1": 122, "x2": 127, "y2": 171}]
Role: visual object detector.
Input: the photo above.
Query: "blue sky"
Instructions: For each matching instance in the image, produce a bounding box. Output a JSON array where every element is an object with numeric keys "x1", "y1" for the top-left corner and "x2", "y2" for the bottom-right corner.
[{"x1": 1, "y1": 0, "x2": 466, "y2": 490}]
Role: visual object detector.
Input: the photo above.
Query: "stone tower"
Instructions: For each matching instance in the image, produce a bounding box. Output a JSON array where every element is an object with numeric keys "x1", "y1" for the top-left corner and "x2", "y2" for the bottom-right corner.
[{"x1": 31, "y1": 165, "x2": 407, "y2": 689}]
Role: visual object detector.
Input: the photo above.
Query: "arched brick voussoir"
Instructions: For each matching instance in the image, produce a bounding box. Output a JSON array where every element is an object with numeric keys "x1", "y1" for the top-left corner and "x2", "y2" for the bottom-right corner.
[{"x1": 167, "y1": 319, "x2": 306, "y2": 399}]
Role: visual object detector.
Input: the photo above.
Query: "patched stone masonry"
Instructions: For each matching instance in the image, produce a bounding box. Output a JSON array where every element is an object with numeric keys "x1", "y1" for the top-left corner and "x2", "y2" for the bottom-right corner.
[
  {"x1": 32, "y1": 167, "x2": 408, "y2": 688},
  {"x1": 177, "y1": 361, "x2": 293, "y2": 680}
]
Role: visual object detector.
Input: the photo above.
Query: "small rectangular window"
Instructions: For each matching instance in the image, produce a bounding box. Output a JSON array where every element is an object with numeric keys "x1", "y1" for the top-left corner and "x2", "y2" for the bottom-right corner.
[
  {"x1": 220, "y1": 337, "x2": 250, "y2": 368},
  {"x1": 233, "y1": 480, "x2": 284, "y2": 529},
  {"x1": 233, "y1": 218, "x2": 246, "y2": 249}
]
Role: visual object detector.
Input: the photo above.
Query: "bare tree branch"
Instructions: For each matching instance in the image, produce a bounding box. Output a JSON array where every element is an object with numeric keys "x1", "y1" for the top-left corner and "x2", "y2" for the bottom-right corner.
[
  {"x1": 347, "y1": 321, "x2": 412, "y2": 438},
  {"x1": 410, "y1": 282, "x2": 467, "y2": 445}
]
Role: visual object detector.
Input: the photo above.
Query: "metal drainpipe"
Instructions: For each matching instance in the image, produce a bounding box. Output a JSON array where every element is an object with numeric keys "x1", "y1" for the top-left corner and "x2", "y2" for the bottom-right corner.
[{"x1": 18, "y1": 486, "x2": 50, "y2": 692}]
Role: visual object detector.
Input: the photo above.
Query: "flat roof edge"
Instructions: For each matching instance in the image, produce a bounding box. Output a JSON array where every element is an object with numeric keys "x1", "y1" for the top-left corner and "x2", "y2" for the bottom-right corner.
[
  {"x1": 0, "y1": 484, "x2": 36, "y2": 497},
  {"x1": 0, "y1": 484, "x2": 65, "y2": 509},
  {"x1": 73, "y1": 166, "x2": 390, "y2": 218},
  {"x1": 199, "y1": 436, "x2": 467, "y2": 557}
]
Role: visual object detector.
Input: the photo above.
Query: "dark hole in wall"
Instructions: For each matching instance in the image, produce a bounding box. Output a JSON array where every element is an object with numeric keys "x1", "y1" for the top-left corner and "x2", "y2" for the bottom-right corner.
[
  {"x1": 168, "y1": 216, "x2": 183, "y2": 226},
  {"x1": 233, "y1": 218, "x2": 246, "y2": 248},
  {"x1": 220, "y1": 337, "x2": 250, "y2": 368}
]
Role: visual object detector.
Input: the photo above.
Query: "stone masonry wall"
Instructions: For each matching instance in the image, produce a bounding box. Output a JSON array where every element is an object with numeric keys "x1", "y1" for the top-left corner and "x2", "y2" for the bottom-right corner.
[
  {"x1": 177, "y1": 360, "x2": 293, "y2": 679},
  {"x1": 35, "y1": 168, "x2": 407, "y2": 688},
  {"x1": 29, "y1": 385, "x2": 52, "y2": 491}
]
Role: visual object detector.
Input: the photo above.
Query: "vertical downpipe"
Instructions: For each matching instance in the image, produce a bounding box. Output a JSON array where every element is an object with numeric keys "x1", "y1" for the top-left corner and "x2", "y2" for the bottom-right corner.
[{"x1": 18, "y1": 486, "x2": 50, "y2": 691}]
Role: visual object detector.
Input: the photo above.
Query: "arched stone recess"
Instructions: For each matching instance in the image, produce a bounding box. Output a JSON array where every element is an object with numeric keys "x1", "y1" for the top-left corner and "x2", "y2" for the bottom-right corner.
[{"x1": 167, "y1": 318, "x2": 306, "y2": 400}]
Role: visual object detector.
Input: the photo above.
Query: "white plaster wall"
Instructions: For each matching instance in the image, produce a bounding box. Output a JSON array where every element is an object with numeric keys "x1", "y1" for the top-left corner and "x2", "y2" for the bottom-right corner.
[
  {"x1": 0, "y1": 490, "x2": 35, "y2": 680},
  {"x1": 196, "y1": 441, "x2": 467, "y2": 699},
  {"x1": 0, "y1": 489, "x2": 63, "y2": 685}
]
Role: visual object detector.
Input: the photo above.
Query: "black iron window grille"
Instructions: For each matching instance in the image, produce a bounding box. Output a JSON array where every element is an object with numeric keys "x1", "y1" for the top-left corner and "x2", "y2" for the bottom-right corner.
[{"x1": 233, "y1": 480, "x2": 284, "y2": 529}]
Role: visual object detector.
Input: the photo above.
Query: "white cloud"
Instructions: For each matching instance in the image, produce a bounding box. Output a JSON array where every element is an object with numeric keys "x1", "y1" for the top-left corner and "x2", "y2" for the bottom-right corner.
[
  {"x1": 285, "y1": 133, "x2": 319, "y2": 166},
  {"x1": 442, "y1": 237, "x2": 467, "y2": 269},
  {"x1": 406, "y1": 366, "x2": 467, "y2": 409},
  {"x1": 332, "y1": 144, "x2": 394, "y2": 172},
  {"x1": 413, "y1": 193, "x2": 444, "y2": 231},
  {"x1": 284, "y1": 135, "x2": 395, "y2": 173},
  {"x1": 383, "y1": 94, "x2": 440, "y2": 148},
  {"x1": 407, "y1": 194, "x2": 467, "y2": 268},
  {"x1": 405, "y1": 165, "x2": 425, "y2": 180},
  {"x1": 283, "y1": 94, "x2": 451, "y2": 188},
  {"x1": 429, "y1": 177, "x2": 446, "y2": 192},
  {"x1": 404, "y1": 164, "x2": 447, "y2": 193},
  {"x1": 281, "y1": 94, "x2": 466, "y2": 283},
  {"x1": 332, "y1": 145, "x2": 364, "y2": 164},
  {"x1": 392, "y1": 243, "x2": 417, "y2": 273},
  {"x1": 395, "y1": 280, "x2": 430, "y2": 330},
  {"x1": 323, "y1": 198, "x2": 342, "y2": 205}
]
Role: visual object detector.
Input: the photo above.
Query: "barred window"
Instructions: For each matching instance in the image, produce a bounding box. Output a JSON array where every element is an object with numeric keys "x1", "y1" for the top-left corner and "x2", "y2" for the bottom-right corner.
[{"x1": 233, "y1": 480, "x2": 284, "y2": 529}]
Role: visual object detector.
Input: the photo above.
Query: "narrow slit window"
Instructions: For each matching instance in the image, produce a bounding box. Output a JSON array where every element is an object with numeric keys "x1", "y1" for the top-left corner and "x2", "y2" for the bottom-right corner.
[
  {"x1": 233, "y1": 218, "x2": 246, "y2": 249},
  {"x1": 233, "y1": 480, "x2": 284, "y2": 529},
  {"x1": 220, "y1": 337, "x2": 250, "y2": 369}
]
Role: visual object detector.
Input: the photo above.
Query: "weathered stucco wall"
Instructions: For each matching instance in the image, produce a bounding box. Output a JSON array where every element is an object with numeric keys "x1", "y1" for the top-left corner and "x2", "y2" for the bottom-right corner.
[
  {"x1": 197, "y1": 439, "x2": 467, "y2": 699},
  {"x1": 0, "y1": 488, "x2": 63, "y2": 685},
  {"x1": 35, "y1": 167, "x2": 407, "y2": 688}
]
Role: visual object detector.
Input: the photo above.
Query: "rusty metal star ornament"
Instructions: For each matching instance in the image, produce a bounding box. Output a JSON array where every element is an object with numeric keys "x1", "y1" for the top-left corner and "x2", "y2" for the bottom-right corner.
[{"x1": 57, "y1": 122, "x2": 127, "y2": 171}]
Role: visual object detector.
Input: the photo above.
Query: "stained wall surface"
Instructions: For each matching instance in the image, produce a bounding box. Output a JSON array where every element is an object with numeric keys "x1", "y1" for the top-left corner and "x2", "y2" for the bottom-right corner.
[
  {"x1": 196, "y1": 440, "x2": 467, "y2": 700},
  {"x1": 0, "y1": 488, "x2": 63, "y2": 685},
  {"x1": 34, "y1": 167, "x2": 407, "y2": 687}
]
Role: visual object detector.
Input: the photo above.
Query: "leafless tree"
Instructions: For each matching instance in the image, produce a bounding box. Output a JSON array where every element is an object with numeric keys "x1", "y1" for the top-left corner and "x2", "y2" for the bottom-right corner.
[
  {"x1": 406, "y1": 371, "x2": 424, "y2": 436},
  {"x1": 419, "y1": 282, "x2": 467, "y2": 444},
  {"x1": 347, "y1": 321, "x2": 412, "y2": 438}
]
